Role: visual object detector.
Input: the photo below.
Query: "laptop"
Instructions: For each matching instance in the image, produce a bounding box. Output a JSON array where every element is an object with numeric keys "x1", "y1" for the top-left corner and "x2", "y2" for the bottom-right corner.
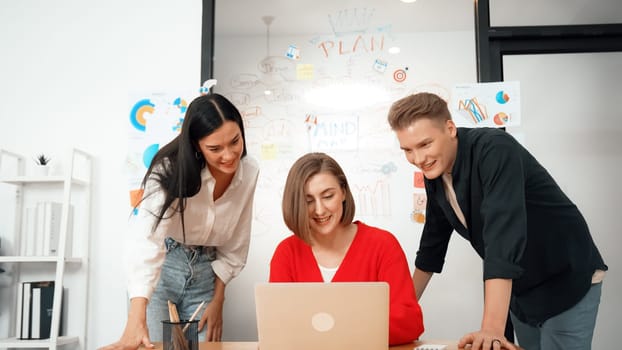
[{"x1": 255, "y1": 282, "x2": 389, "y2": 350}]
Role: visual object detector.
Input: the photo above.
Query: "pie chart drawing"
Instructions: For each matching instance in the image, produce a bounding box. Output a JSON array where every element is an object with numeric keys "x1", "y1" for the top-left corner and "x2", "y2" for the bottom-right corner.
[
  {"x1": 130, "y1": 99, "x2": 155, "y2": 132},
  {"x1": 493, "y1": 112, "x2": 510, "y2": 126},
  {"x1": 496, "y1": 91, "x2": 509, "y2": 104}
]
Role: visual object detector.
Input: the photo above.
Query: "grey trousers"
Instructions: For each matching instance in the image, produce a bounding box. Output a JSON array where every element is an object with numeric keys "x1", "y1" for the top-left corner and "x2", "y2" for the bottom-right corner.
[{"x1": 510, "y1": 282, "x2": 602, "y2": 350}]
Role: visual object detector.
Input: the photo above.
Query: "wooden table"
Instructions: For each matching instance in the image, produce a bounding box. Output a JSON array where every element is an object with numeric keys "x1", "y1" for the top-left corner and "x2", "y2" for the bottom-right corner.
[{"x1": 148, "y1": 340, "x2": 461, "y2": 350}]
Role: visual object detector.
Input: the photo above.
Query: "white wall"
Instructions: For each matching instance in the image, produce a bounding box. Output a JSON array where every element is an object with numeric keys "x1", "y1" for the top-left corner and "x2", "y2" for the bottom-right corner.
[{"x1": 0, "y1": 0, "x2": 202, "y2": 348}]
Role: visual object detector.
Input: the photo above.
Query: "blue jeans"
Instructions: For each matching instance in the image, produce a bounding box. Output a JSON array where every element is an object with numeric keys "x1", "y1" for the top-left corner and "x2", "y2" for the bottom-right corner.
[
  {"x1": 510, "y1": 282, "x2": 602, "y2": 350},
  {"x1": 146, "y1": 237, "x2": 217, "y2": 341}
]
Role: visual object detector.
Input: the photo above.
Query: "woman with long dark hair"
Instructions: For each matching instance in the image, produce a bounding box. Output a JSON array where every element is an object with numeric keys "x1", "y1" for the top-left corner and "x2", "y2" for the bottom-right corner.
[{"x1": 101, "y1": 93, "x2": 259, "y2": 350}]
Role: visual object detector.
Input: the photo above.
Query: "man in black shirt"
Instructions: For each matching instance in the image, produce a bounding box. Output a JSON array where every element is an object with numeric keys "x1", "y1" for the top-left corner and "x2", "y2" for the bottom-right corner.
[{"x1": 387, "y1": 92, "x2": 607, "y2": 350}]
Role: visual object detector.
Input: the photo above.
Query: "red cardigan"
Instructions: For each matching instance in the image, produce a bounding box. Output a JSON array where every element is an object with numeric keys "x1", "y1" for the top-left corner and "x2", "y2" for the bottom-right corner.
[{"x1": 269, "y1": 221, "x2": 425, "y2": 345}]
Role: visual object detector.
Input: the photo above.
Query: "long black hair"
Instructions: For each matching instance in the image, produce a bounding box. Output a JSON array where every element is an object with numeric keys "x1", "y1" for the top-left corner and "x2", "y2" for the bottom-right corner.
[{"x1": 138, "y1": 93, "x2": 247, "y2": 240}]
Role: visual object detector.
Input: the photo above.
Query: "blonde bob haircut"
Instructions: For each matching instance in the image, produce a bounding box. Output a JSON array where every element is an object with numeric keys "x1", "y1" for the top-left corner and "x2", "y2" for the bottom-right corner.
[{"x1": 282, "y1": 152, "x2": 356, "y2": 244}]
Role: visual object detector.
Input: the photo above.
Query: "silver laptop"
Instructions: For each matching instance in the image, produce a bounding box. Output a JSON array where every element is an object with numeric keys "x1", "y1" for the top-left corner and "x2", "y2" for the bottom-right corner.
[{"x1": 255, "y1": 282, "x2": 389, "y2": 350}]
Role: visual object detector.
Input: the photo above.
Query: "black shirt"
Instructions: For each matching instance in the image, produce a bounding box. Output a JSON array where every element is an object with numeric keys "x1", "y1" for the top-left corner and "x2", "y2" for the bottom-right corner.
[{"x1": 415, "y1": 127, "x2": 607, "y2": 325}]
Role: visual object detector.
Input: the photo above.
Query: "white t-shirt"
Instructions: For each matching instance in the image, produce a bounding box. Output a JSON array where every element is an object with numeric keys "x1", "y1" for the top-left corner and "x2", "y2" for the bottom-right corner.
[{"x1": 318, "y1": 264, "x2": 339, "y2": 283}]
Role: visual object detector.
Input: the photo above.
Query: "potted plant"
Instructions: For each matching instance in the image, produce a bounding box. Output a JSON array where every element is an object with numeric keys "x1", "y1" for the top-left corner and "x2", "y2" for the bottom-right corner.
[{"x1": 33, "y1": 153, "x2": 51, "y2": 175}]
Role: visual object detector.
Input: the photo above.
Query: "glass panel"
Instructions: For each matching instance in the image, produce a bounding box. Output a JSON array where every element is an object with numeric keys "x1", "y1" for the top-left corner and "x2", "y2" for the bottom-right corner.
[
  {"x1": 504, "y1": 52, "x2": 621, "y2": 350},
  {"x1": 213, "y1": 0, "x2": 477, "y2": 173},
  {"x1": 214, "y1": 0, "x2": 480, "y2": 342},
  {"x1": 213, "y1": 0, "x2": 476, "y2": 231},
  {"x1": 490, "y1": 0, "x2": 622, "y2": 27},
  {"x1": 216, "y1": 0, "x2": 474, "y2": 36}
]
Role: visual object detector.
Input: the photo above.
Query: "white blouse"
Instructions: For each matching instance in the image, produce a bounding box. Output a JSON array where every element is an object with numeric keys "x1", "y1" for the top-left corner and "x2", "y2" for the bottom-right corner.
[{"x1": 125, "y1": 156, "x2": 260, "y2": 299}]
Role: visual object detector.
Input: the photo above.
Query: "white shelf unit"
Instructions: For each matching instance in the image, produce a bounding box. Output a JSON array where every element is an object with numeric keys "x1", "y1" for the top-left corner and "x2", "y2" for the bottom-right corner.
[{"x1": 0, "y1": 148, "x2": 92, "y2": 350}]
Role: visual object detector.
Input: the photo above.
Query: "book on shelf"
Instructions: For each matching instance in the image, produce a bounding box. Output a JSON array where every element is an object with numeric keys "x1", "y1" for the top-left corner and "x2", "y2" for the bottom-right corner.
[
  {"x1": 20, "y1": 201, "x2": 72, "y2": 257},
  {"x1": 21, "y1": 207, "x2": 36, "y2": 256},
  {"x1": 15, "y1": 282, "x2": 22, "y2": 338},
  {"x1": 19, "y1": 282, "x2": 31, "y2": 339},
  {"x1": 16, "y1": 280, "x2": 56, "y2": 339},
  {"x1": 42, "y1": 201, "x2": 63, "y2": 256},
  {"x1": 35, "y1": 202, "x2": 47, "y2": 256},
  {"x1": 31, "y1": 287, "x2": 41, "y2": 338}
]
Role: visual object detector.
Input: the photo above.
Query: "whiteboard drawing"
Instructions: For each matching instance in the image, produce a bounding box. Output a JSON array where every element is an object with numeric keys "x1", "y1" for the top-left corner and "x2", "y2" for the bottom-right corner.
[{"x1": 452, "y1": 81, "x2": 521, "y2": 127}]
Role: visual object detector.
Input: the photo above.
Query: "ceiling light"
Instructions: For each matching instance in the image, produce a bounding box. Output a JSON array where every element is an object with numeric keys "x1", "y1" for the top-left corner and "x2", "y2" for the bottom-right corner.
[
  {"x1": 400, "y1": 0, "x2": 417, "y2": 3},
  {"x1": 304, "y1": 82, "x2": 390, "y2": 110},
  {"x1": 388, "y1": 47, "x2": 401, "y2": 54}
]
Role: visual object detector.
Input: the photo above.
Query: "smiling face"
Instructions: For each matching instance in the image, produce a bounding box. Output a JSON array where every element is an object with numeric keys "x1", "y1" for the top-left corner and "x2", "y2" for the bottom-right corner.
[
  {"x1": 395, "y1": 118, "x2": 458, "y2": 180},
  {"x1": 304, "y1": 172, "x2": 347, "y2": 239},
  {"x1": 197, "y1": 120, "x2": 244, "y2": 177}
]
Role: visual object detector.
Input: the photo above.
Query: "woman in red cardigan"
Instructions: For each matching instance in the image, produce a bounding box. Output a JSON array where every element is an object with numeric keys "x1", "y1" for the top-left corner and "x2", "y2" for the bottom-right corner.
[{"x1": 269, "y1": 152, "x2": 424, "y2": 345}]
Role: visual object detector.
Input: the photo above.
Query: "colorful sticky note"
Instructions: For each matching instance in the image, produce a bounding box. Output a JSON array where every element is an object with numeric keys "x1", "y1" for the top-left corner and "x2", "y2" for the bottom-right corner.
[
  {"x1": 296, "y1": 64, "x2": 314, "y2": 80},
  {"x1": 414, "y1": 171, "x2": 425, "y2": 188},
  {"x1": 412, "y1": 211, "x2": 426, "y2": 224},
  {"x1": 286, "y1": 45, "x2": 300, "y2": 60},
  {"x1": 373, "y1": 58, "x2": 388, "y2": 73},
  {"x1": 413, "y1": 193, "x2": 427, "y2": 211},
  {"x1": 261, "y1": 143, "x2": 277, "y2": 160}
]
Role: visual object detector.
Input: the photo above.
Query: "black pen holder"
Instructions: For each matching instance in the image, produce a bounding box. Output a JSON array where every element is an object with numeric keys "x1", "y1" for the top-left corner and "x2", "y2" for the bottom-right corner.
[{"x1": 162, "y1": 319, "x2": 199, "y2": 350}]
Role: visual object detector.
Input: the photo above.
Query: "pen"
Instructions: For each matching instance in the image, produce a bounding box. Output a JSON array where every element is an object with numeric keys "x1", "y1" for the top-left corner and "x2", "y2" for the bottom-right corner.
[{"x1": 183, "y1": 300, "x2": 206, "y2": 332}]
